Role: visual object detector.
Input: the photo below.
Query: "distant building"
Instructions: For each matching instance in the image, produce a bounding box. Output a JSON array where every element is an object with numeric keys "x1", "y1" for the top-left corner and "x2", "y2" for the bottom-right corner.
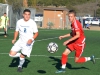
[{"x1": 43, "y1": 8, "x2": 68, "y2": 29}]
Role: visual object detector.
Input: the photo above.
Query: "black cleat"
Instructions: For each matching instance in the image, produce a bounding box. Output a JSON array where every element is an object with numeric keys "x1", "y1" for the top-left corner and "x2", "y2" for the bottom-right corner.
[
  {"x1": 55, "y1": 68, "x2": 65, "y2": 73},
  {"x1": 90, "y1": 55, "x2": 95, "y2": 64},
  {"x1": 17, "y1": 67, "x2": 22, "y2": 72}
]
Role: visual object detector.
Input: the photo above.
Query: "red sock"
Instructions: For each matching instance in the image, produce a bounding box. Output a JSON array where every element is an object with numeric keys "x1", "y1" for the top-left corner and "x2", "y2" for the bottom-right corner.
[
  {"x1": 61, "y1": 54, "x2": 67, "y2": 65},
  {"x1": 76, "y1": 57, "x2": 86, "y2": 63}
]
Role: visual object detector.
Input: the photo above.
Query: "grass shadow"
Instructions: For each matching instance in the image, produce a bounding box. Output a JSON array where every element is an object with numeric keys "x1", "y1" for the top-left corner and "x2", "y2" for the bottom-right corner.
[
  {"x1": 37, "y1": 70, "x2": 46, "y2": 74},
  {"x1": 0, "y1": 34, "x2": 4, "y2": 36},
  {"x1": 49, "y1": 56, "x2": 89, "y2": 70},
  {"x1": 9, "y1": 57, "x2": 31, "y2": 68}
]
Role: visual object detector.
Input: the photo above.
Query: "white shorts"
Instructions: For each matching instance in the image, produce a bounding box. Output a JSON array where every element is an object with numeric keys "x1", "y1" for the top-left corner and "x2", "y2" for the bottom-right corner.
[
  {"x1": 0, "y1": 25, "x2": 7, "y2": 28},
  {"x1": 11, "y1": 39, "x2": 34, "y2": 57}
]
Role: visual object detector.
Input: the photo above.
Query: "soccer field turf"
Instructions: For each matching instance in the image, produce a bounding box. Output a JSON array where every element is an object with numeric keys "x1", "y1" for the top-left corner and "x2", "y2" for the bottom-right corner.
[{"x1": 0, "y1": 29, "x2": 100, "y2": 75}]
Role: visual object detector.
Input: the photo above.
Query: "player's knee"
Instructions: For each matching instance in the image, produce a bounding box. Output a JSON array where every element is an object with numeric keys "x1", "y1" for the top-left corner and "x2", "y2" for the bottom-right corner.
[
  {"x1": 75, "y1": 57, "x2": 79, "y2": 63},
  {"x1": 20, "y1": 53, "x2": 27, "y2": 58},
  {"x1": 63, "y1": 48, "x2": 71, "y2": 55},
  {"x1": 75, "y1": 60, "x2": 78, "y2": 63},
  {"x1": 9, "y1": 54, "x2": 15, "y2": 57}
]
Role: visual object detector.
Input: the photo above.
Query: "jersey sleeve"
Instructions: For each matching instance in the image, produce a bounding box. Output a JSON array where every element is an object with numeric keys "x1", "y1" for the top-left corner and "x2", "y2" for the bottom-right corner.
[
  {"x1": 7, "y1": 17, "x2": 9, "y2": 20},
  {"x1": 74, "y1": 21, "x2": 80, "y2": 32},
  {"x1": 15, "y1": 21, "x2": 19, "y2": 31},
  {"x1": 33, "y1": 21, "x2": 38, "y2": 33}
]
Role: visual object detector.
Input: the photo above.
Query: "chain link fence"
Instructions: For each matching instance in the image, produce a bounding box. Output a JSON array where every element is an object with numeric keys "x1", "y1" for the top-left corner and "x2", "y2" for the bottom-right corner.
[{"x1": 0, "y1": 0, "x2": 36, "y2": 29}]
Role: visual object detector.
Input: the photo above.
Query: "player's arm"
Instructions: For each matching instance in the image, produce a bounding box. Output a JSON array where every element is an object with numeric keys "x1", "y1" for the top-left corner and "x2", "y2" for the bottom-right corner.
[
  {"x1": 63, "y1": 31, "x2": 80, "y2": 45},
  {"x1": 12, "y1": 21, "x2": 19, "y2": 44},
  {"x1": 33, "y1": 32, "x2": 38, "y2": 40},
  {"x1": 59, "y1": 33, "x2": 71, "y2": 40},
  {"x1": 27, "y1": 32, "x2": 38, "y2": 45},
  {"x1": 27, "y1": 22, "x2": 38, "y2": 45},
  {"x1": 68, "y1": 31, "x2": 80, "y2": 42},
  {"x1": 12, "y1": 31, "x2": 19, "y2": 44}
]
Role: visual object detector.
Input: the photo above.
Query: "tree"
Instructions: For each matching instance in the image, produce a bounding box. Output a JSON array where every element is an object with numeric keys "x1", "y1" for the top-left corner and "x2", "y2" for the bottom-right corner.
[
  {"x1": 96, "y1": 8, "x2": 100, "y2": 17},
  {"x1": 0, "y1": 0, "x2": 5, "y2": 3},
  {"x1": 23, "y1": 0, "x2": 28, "y2": 7},
  {"x1": 7, "y1": 0, "x2": 23, "y2": 13},
  {"x1": 47, "y1": 21, "x2": 54, "y2": 29},
  {"x1": 28, "y1": 0, "x2": 36, "y2": 7}
]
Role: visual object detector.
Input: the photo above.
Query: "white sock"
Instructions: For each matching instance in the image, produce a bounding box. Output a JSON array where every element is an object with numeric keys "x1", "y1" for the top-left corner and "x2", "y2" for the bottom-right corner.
[
  {"x1": 18, "y1": 57, "x2": 25, "y2": 68},
  {"x1": 9, "y1": 53, "x2": 21, "y2": 58},
  {"x1": 85, "y1": 57, "x2": 91, "y2": 61},
  {"x1": 61, "y1": 64, "x2": 66, "y2": 69}
]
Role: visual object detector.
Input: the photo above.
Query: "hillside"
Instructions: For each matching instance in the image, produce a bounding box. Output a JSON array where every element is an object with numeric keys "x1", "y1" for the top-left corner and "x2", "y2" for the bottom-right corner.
[
  {"x1": 75, "y1": 2, "x2": 99, "y2": 16},
  {"x1": 36, "y1": 0, "x2": 100, "y2": 17}
]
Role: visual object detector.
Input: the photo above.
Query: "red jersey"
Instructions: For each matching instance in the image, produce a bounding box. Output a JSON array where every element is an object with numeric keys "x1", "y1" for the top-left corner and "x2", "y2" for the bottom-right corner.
[{"x1": 71, "y1": 20, "x2": 85, "y2": 44}]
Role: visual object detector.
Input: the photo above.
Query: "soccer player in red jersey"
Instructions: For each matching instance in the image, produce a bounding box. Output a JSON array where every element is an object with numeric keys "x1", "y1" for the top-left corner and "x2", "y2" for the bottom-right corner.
[{"x1": 56, "y1": 10, "x2": 95, "y2": 73}]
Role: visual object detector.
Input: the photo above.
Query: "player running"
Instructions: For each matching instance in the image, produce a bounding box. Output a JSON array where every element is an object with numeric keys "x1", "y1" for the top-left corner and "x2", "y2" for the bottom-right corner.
[
  {"x1": 9, "y1": 9, "x2": 38, "y2": 72},
  {"x1": 0, "y1": 13, "x2": 9, "y2": 37},
  {"x1": 56, "y1": 10, "x2": 95, "y2": 73}
]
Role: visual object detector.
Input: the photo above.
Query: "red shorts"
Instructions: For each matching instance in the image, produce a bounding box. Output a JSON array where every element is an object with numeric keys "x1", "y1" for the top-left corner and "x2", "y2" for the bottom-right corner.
[{"x1": 67, "y1": 42, "x2": 85, "y2": 57}]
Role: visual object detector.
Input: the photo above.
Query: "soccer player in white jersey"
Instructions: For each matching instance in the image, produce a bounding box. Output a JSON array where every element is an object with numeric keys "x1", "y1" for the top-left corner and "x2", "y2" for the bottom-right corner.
[{"x1": 9, "y1": 9, "x2": 38, "y2": 72}]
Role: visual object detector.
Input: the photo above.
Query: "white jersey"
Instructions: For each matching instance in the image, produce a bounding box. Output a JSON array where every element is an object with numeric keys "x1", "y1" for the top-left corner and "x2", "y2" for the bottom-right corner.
[{"x1": 16, "y1": 19, "x2": 38, "y2": 43}]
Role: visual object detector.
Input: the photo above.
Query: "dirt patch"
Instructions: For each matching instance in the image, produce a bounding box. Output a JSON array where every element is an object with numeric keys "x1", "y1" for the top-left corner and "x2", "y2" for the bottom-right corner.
[
  {"x1": 88, "y1": 26, "x2": 100, "y2": 31},
  {"x1": 67, "y1": 25, "x2": 100, "y2": 31}
]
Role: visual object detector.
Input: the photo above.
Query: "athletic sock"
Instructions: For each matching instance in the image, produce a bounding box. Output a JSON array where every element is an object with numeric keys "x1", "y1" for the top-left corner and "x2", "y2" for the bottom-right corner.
[
  {"x1": 4, "y1": 31, "x2": 7, "y2": 35},
  {"x1": 85, "y1": 57, "x2": 91, "y2": 61},
  {"x1": 9, "y1": 53, "x2": 21, "y2": 58},
  {"x1": 76, "y1": 57, "x2": 86, "y2": 63},
  {"x1": 62, "y1": 64, "x2": 66, "y2": 69},
  {"x1": 18, "y1": 57, "x2": 25, "y2": 68},
  {"x1": 61, "y1": 54, "x2": 67, "y2": 69}
]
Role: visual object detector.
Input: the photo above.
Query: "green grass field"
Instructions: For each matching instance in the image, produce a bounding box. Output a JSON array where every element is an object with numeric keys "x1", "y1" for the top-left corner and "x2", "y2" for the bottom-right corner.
[{"x1": 0, "y1": 29, "x2": 100, "y2": 75}]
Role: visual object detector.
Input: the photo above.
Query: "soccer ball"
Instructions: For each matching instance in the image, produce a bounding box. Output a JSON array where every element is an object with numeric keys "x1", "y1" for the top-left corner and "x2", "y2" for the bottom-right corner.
[{"x1": 47, "y1": 42, "x2": 58, "y2": 53}]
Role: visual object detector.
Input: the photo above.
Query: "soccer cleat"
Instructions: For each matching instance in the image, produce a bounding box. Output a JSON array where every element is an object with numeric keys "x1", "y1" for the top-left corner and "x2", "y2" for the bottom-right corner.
[
  {"x1": 4, "y1": 35, "x2": 7, "y2": 37},
  {"x1": 17, "y1": 67, "x2": 22, "y2": 72},
  {"x1": 90, "y1": 55, "x2": 95, "y2": 64},
  {"x1": 55, "y1": 68, "x2": 65, "y2": 73}
]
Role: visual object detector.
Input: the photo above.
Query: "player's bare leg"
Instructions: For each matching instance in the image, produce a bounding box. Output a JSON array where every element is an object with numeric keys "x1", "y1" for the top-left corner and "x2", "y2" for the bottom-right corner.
[
  {"x1": 75, "y1": 56, "x2": 95, "y2": 64},
  {"x1": 9, "y1": 51, "x2": 26, "y2": 72},
  {"x1": 55, "y1": 48, "x2": 71, "y2": 73},
  {"x1": 9, "y1": 51, "x2": 21, "y2": 57}
]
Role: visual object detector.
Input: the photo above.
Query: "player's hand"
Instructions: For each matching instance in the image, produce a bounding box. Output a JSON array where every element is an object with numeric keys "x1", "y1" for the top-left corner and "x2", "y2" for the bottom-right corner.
[
  {"x1": 12, "y1": 40, "x2": 16, "y2": 44},
  {"x1": 59, "y1": 36, "x2": 64, "y2": 40},
  {"x1": 27, "y1": 39, "x2": 33, "y2": 46},
  {"x1": 63, "y1": 40, "x2": 69, "y2": 46}
]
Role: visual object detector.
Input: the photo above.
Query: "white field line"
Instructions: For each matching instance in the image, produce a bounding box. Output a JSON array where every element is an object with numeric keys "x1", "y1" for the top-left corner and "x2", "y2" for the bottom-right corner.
[
  {"x1": 0, "y1": 53, "x2": 100, "y2": 59},
  {"x1": 0, "y1": 37, "x2": 58, "y2": 41},
  {"x1": 0, "y1": 39, "x2": 11, "y2": 40},
  {"x1": 0, "y1": 32, "x2": 4, "y2": 33},
  {"x1": 39, "y1": 30, "x2": 59, "y2": 31},
  {"x1": 0, "y1": 35, "x2": 99, "y2": 59},
  {"x1": 0, "y1": 32, "x2": 14, "y2": 33},
  {"x1": 0, "y1": 29, "x2": 57, "y2": 34},
  {"x1": 36, "y1": 37, "x2": 58, "y2": 42}
]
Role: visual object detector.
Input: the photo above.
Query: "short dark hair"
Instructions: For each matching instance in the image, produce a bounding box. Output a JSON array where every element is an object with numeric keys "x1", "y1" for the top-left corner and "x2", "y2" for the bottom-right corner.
[
  {"x1": 23, "y1": 9, "x2": 31, "y2": 14},
  {"x1": 68, "y1": 10, "x2": 76, "y2": 16},
  {"x1": 4, "y1": 13, "x2": 6, "y2": 14}
]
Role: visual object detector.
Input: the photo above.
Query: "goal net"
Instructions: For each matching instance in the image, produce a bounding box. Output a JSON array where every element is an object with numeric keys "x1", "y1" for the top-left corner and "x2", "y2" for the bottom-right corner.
[
  {"x1": 0, "y1": 3, "x2": 36, "y2": 34},
  {"x1": 0, "y1": 3, "x2": 9, "y2": 34}
]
